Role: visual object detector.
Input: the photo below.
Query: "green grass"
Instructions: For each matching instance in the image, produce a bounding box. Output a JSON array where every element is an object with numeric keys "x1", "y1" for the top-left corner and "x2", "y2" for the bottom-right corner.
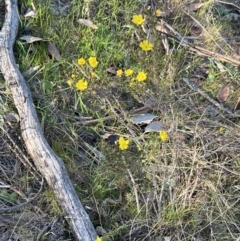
[{"x1": 2, "y1": 0, "x2": 240, "y2": 240}]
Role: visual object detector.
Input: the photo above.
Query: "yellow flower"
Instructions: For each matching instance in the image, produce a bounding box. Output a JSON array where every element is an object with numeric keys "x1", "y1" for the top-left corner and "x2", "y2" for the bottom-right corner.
[
  {"x1": 95, "y1": 237, "x2": 102, "y2": 241},
  {"x1": 116, "y1": 69, "x2": 123, "y2": 77},
  {"x1": 139, "y1": 40, "x2": 153, "y2": 51},
  {"x1": 67, "y1": 79, "x2": 74, "y2": 86},
  {"x1": 156, "y1": 9, "x2": 161, "y2": 16},
  {"x1": 71, "y1": 74, "x2": 76, "y2": 78},
  {"x1": 136, "y1": 71, "x2": 147, "y2": 82},
  {"x1": 78, "y1": 58, "x2": 86, "y2": 66},
  {"x1": 118, "y1": 137, "x2": 130, "y2": 150},
  {"x1": 132, "y1": 14, "x2": 145, "y2": 25},
  {"x1": 159, "y1": 131, "x2": 169, "y2": 142},
  {"x1": 125, "y1": 69, "x2": 133, "y2": 77},
  {"x1": 76, "y1": 79, "x2": 88, "y2": 91},
  {"x1": 91, "y1": 72, "x2": 97, "y2": 78},
  {"x1": 219, "y1": 127, "x2": 225, "y2": 133},
  {"x1": 88, "y1": 57, "x2": 98, "y2": 68}
]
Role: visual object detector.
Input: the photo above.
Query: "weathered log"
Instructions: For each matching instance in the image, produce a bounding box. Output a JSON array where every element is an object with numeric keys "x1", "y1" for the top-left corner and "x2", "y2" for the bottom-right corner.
[{"x1": 0, "y1": 1, "x2": 97, "y2": 240}]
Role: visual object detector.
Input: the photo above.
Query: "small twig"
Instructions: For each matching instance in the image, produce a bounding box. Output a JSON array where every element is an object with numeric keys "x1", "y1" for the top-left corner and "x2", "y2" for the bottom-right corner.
[
  {"x1": 36, "y1": 217, "x2": 58, "y2": 241},
  {"x1": 0, "y1": 182, "x2": 10, "y2": 188},
  {"x1": 162, "y1": 21, "x2": 190, "y2": 46},
  {"x1": 79, "y1": 114, "x2": 120, "y2": 125},
  {"x1": 156, "y1": 21, "x2": 240, "y2": 66},
  {"x1": 127, "y1": 169, "x2": 140, "y2": 213},
  {"x1": 183, "y1": 77, "x2": 240, "y2": 118},
  {"x1": 215, "y1": 0, "x2": 240, "y2": 11},
  {"x1": 155, "y1": 20, "x2": 170, "y2": 54},
  {"x1": 190, "y1": 45, "x2": 240, "y2": 66},
  {"x1": 0, "y1": 177, "x2": 44, "y2": 213}
]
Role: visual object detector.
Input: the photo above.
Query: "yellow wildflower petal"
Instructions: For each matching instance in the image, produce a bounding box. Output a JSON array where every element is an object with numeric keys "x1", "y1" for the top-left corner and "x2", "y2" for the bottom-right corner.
[
  {"x1": 125, "y1": 69, "x2": 133, "y2": 77},
  {"x1": 132, "y1": 14, "x2": 145, "y2": 25},
  {"x1": 136, "y1": 71, "x2": 147, "y2": 82},
  {"x1": 78, "y1": 58, "x2": 86, "y2": 66},
  {"x1": 139, "y1": 40, "x2": 153, "y2": 51},
  {"x1": 71, "y1": 74, "x2": 76, "y2": 78},
  {"x1": 88, "y1": 57, "x2": 98, "y2": 68},
  {"x1": 118, "y1": 137, "x2": 130, "y2": 150},
  {"x1": 91, "y1": 72, "x2": 97, "y2": 78},
  {"x1": 95, "y1": 237, "x2": 102, "y2": 241},
  {"x1": 219, "y1": 127, "x2": 225, "y2": 133},
  {"x1": 156, "y1": 9, "x2": 161, "y2": 16},
  {"x1": 159, "y1": 131, "x2": 169, "y2": 142},
  {"x1": 67, "y1": 79, "x2": 74, "y2": 86},
  {"x1": 116, "y1": 69, "x2": 123, "y2": 77},
  {"x1": 75, "y1": 79, "x2": 88, "y2": 91}
]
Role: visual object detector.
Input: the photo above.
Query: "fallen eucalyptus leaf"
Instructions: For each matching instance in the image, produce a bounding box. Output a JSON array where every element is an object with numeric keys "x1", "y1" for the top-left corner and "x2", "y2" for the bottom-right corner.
[
  {"x1": 107, "y1": 66, "x2": 116, "y2": 75},
  {"x1": 19, "y1": 35, "x2": 43, "y2": 43},
  {"x1": 216, "y1": 84, "x2": 230, "y2": 103},
  {"x1": 145, "y1": 121, "x2": 164, "y2": 133},
  {"x1": 185, "y1": 3, "x2": 205, "y2": 13},
  {"x1": 132, "y1": 113, "x2": 157, "y2": 124},
  {"x1": 47, "y1": 42, "x2": 61, "y2": 61},
  {"x1": 77, "y1": 19, "x2": 98, "y2": 29},
  {"x1": 234, "y1": 98, "x2": 240, "y2": 112}
]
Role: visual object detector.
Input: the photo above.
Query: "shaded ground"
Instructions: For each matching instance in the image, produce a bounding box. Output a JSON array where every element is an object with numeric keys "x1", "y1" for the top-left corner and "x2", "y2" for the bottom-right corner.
[{"x1": 0, "y1": 126, "x2": 72, "y2": 240}]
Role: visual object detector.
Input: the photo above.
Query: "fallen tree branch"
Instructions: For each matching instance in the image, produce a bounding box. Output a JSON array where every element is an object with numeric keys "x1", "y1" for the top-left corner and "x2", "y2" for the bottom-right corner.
[{"x1": 0, "y1": 0, "x2": 97, "y2": 240}]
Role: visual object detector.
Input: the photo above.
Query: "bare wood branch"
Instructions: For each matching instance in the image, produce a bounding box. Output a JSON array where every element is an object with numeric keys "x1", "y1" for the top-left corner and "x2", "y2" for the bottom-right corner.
[
  {"x1": 0, "y1": 0, "x2": 97, "y2": 240},
  {"x1": 127, "y1": 169, "x2": 140, "y2": 213}
]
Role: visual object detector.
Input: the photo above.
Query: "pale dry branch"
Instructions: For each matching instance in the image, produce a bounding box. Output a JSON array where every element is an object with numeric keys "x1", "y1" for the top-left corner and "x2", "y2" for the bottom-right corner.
[
  {"x1": 0, "y1": 0, "x2": 97, "y2": 240},
  {"x1": 127, "y1": 169, "x2": 140, "y2": 213}
]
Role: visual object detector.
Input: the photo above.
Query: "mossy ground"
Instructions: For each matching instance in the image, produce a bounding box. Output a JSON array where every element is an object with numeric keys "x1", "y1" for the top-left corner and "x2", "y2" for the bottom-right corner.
[{"x1": 1, "y1": 0, "x2": 240, "y2": 240}]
